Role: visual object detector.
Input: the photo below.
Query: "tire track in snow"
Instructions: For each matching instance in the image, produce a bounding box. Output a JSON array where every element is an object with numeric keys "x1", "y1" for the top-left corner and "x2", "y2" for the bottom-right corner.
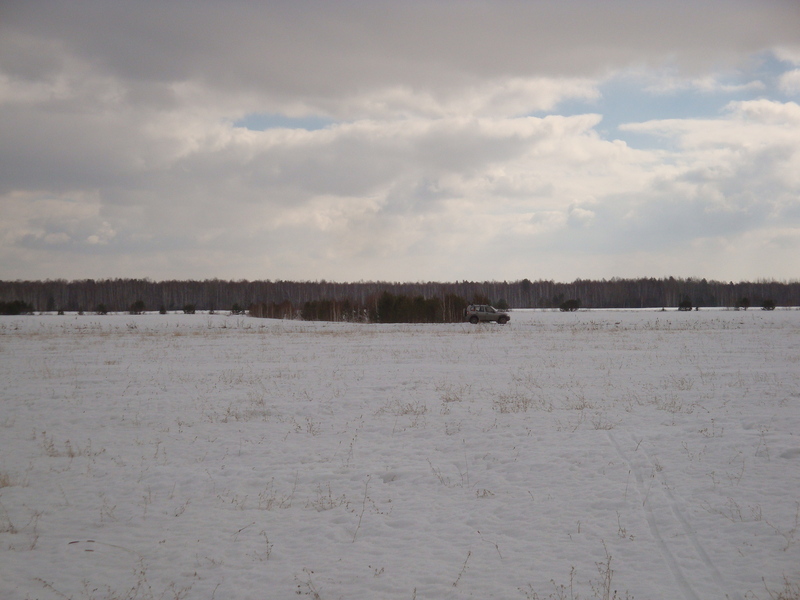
[
  {"x1": 638, "y1": 442, "x2": 743, "y2": 600},
  {"x1": 608, "y1": 432, "x2": 701, "y2": 600}
]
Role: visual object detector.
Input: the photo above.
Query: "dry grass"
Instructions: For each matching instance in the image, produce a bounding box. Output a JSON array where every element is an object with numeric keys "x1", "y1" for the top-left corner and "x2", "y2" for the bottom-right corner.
[{"x1": 520, "y1": 542, "x2": 633, "y2": 600}]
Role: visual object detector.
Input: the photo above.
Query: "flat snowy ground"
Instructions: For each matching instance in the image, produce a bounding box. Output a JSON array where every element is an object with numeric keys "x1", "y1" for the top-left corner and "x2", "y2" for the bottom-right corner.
[{"x1": 0, "y1": 310, "x2": 798, "y2": 600}]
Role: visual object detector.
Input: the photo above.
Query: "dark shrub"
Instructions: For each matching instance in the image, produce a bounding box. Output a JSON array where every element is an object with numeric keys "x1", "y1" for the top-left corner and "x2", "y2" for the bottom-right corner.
[
  {"x1": 371, "y1": 291, "x2": 442, "y2": 323},
  {"x1": 762, "y1": 299, "x2": 776, "y2": 311},
  {"x1": 129, "y1": 300, "x2": 145, "y2": 315},
  {"x1": 302, "y1": 299, "x2": 357, "y2": 321},
  {"x1": 678, "y1": 298, "x2": 693, "y2": 311},
  {"x1": 559, "y1": 299, "x2": 580, "y2": 312},
  {"x1": 0, "y1": 300, "x2": 33, "y2": 315}
]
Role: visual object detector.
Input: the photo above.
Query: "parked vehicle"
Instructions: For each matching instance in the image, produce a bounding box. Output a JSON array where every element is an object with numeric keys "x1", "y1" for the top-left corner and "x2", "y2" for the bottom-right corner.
[{"x1": 464, "y1": 304, "x2": 510, "y2": 324}]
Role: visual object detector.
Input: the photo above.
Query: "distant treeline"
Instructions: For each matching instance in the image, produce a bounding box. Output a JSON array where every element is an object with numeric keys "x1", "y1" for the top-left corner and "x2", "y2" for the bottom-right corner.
[
  {"x1": 0, "y1": 277, "x2": 798, "y2": 314},
  {"x1": 0, "y1": 300, "x2": 34, "y2": 315},
  {"x1": 251, "y1": 292, "x2": 469, "y2": 323}
]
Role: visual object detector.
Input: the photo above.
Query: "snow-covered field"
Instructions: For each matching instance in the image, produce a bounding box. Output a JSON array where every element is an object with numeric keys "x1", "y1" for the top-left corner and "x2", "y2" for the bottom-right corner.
[{"x1": 1, "y1": 310, "x2": 798, "y2": 600}]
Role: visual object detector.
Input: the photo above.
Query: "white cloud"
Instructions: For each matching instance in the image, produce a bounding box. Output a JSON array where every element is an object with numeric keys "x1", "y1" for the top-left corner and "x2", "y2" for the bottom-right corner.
[
  {"x1": 86, "y1": 222, "x2": 116, "y2": 245},
  {"x1": 727, "y1": 98, "x2": 800, "y2": 123},
  {"x1": 643, "y1": 74, "x2": 765, "y2": 95},
  {"x1": 773, "y1": 46, "x2": 800, "y2": 66},
  {"x1": 568, "y1": 206, "x2": 596, "y2": 228},
  {"x1": 6, "y1": 91, "x2": 797, "y2": 281},
  {"x1": 336, "y1": 77, "x2": 600, "y2": 120},
  {"x1": 621, "y1": 100, "x2": 800, "y2": 146},
  {"x1": 779, "y1": 69, "x2": 800, "y2": 95}
]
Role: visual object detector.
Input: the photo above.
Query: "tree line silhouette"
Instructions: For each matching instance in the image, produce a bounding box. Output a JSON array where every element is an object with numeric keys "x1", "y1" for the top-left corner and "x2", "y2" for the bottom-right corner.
[
  {"x1": 1, "y1": 277, "x2": 797, "y2": 317},
  {"x1": 252, "y1": 292, "x2": 469, "y2": 323}
]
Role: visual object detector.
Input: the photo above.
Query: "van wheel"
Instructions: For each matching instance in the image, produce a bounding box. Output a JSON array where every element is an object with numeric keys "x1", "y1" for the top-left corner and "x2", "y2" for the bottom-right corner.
[{"x1": 469, "y1": 316, "x2": 479, "y2": 324}]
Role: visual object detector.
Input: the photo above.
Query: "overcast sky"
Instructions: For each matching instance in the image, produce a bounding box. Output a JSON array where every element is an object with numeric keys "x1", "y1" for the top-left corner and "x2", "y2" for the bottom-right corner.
[{"x1": 2, "y1": 1, "x2": 800, "y2": 283}]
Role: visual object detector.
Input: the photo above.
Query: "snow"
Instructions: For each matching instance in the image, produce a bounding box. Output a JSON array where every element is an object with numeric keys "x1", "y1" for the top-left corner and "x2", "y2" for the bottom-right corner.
[{"x1": 0, "y1": 309, "x2": 798, "y2": 600}]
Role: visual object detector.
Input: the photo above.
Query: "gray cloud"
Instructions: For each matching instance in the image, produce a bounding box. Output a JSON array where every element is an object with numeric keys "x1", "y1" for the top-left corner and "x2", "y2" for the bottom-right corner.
[{"x1": 5, "y1": 1, "x2": 799, "y2": 98}]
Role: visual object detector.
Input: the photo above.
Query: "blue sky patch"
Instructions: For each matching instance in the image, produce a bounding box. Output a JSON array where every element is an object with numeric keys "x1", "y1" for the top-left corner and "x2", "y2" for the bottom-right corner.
[
  {"x1": 541, "y1": 53, "x2": 793, "y2": 148},
  {"x1": 234, "y1": 113, "x2": 335, "y2": 131}
]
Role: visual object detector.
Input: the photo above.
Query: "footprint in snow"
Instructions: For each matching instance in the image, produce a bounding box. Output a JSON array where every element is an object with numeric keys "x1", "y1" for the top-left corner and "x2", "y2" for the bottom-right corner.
[{"x1": 779, "y1": 448, "x2": 800, "y2": 459}]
